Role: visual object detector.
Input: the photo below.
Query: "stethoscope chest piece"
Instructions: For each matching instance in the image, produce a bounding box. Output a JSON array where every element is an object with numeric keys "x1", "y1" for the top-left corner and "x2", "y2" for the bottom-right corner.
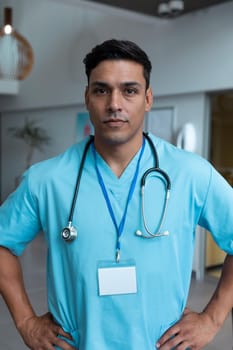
[{"x1": 61, "y1": 222, "x2": 77, "y2": 242}]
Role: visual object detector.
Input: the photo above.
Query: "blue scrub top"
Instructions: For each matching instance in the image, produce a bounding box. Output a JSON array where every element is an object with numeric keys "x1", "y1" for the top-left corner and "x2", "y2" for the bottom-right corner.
[{"x1": 0, "y1": 133, "x2": 233, "y2": 350}]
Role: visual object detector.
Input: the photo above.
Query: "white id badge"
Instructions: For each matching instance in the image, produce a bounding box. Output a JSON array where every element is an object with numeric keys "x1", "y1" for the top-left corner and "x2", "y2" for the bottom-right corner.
[{"x1": 97, "y1": 260, "x2": 137, "y2": 296}]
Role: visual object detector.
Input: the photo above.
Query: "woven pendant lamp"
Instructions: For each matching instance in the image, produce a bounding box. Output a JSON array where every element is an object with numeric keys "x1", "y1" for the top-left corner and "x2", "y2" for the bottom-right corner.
[{"x1": 0, "y1": 7, "x2": 34, "y2": 80}]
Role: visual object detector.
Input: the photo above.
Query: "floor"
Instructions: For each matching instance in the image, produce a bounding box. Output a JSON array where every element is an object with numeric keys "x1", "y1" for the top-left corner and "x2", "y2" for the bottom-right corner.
[{"x1": 0, "y1": 234, "x2": 232, "y2": 350}]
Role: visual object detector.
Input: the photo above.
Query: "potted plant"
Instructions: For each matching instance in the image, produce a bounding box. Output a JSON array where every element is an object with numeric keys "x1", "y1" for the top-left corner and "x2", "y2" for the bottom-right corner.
[{"x1": 8, "y1": 118, "x2": 51, "y2": 170}]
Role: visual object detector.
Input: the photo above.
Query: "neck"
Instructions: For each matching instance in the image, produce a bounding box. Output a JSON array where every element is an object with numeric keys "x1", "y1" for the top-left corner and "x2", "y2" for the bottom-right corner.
[{"x1": 94, "y1": 135, "x2": 143, "y2": 177}]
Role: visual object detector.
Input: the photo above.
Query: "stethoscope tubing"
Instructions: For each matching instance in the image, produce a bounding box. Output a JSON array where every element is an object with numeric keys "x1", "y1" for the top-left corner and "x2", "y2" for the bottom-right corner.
[
  {"x1": 62, "y1": 132, "x2": 171, "y2": 241},
  {"x1": 68, "y1": 135, "x2": 94, "y2": 224},
  {"x1": 141, "y1": 183, "x2": 170, "y2": 238}
]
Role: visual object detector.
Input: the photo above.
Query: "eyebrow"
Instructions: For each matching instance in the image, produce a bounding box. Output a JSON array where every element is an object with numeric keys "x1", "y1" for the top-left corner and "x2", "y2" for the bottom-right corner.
[{"x1": 89, "y1": 81, "x2": 143, "y2": 88}]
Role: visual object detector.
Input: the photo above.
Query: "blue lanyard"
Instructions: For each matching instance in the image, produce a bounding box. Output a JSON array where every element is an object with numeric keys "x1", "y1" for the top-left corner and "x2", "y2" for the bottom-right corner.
[{"x1": 92, "y1": 139, "x2": 145, "y2": 262}]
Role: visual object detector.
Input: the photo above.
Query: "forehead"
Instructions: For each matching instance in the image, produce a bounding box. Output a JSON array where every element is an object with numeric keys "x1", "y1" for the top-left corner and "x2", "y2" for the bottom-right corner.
[{"x1": 89, "y1": 59, "x2": 145, "y2": 86}]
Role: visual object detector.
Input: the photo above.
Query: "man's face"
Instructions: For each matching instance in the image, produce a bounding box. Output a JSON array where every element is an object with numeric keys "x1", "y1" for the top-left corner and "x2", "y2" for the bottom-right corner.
[{"x1": 85, "y1": 59, "x2": 153, "y2": 148}]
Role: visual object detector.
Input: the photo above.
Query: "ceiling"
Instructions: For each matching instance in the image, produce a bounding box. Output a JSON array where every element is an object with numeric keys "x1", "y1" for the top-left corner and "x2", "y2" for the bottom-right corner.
[{"x1": 85, "y1": 0, "x2": 233, "y2": 18}]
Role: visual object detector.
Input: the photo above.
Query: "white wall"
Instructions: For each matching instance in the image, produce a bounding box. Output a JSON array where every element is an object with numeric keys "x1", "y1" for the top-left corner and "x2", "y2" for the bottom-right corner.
[
  {"x1": 150, "y1": 3, "x2": 233, "y2": 95},
  {"x1": 0, "y1": 0, "x2": 233, "y2": 111}
]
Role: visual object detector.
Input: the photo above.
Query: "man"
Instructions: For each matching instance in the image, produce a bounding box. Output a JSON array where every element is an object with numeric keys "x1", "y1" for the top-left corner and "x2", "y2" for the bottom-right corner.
[{"x1": 0, "y1": 39, "x2": 233, "y2": 350}]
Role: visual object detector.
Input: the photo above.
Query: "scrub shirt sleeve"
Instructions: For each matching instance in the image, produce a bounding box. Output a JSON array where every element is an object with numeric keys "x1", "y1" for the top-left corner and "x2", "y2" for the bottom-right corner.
[
  {"x1": 0, "y1": 169, "x2": 42, "y2": 256},
  {"x1": 198, "y1": 165, "x2": 233, "y2": 255}
]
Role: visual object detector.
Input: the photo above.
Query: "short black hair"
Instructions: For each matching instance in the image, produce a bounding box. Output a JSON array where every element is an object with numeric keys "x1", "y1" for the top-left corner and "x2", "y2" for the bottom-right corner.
[{"x1": 83, "y1": 39, "x2": 152, "y2": 90}]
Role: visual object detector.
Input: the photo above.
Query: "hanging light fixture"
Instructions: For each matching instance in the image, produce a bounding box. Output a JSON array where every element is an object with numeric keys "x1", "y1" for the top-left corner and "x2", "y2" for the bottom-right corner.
[
  {"x1": 157, "y1": 0, "x2": 184, "y2": 18},
  {"x1": 169, "y1": 0, "x2": 184, "y2": 16},
  {"x1": 157, "y1": 2, "x2": 170, "y2": 17},
  {"x1": 0, "y1": 7, "x2": 34, "y2": 80}
]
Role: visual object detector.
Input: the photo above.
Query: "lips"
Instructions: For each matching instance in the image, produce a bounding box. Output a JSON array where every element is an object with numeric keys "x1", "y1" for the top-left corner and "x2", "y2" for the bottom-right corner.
[{"x1": 104, "y1": 119, "x2": 127, "y2": 127}]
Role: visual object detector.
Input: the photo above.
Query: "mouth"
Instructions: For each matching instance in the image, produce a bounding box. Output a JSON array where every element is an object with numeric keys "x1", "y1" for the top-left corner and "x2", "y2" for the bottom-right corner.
[
  {"x1": 103, "y1": 119, "x2": 128, "y2": 128},
  {"x1": 103, "y1": 114, "x2": 129, "y2": 127}
]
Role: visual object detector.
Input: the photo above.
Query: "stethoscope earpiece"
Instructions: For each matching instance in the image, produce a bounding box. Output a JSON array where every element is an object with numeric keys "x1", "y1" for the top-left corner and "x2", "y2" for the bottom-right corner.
[
  {"x1": 163, "y1": 230, "x2": 169, "y2": 236},
  {"x1": 135, "y1": 230, "x2": 143, "y2": 236}
]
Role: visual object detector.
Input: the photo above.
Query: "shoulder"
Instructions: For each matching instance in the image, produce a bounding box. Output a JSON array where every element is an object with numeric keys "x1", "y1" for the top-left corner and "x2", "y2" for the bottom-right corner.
[
  {"x1": 24, "y1": 137, "x2": 92, "y2": 188},
  {"x1": 148, "y1": 133, "x2": 209, "y2": 166},
  {"x1": 147, "y1": 133, "x2": 212, "y2": 182}
]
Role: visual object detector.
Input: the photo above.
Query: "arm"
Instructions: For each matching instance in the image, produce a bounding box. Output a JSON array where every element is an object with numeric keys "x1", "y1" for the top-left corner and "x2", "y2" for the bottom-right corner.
[
  {"x1": 157, "y1": 254, "x2": 233, "y2": 350},
  {"x1": 0, "y1": 246, "x2": 75, "y2": 350},
  {"x1": 202, "y1": 254, "x2": 233, "y2": 331}
]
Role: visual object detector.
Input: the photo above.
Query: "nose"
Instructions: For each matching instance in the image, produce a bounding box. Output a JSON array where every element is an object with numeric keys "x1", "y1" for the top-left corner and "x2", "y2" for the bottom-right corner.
[{"x1": 107, "y1": 90, "x2": 122, "y2": 114}]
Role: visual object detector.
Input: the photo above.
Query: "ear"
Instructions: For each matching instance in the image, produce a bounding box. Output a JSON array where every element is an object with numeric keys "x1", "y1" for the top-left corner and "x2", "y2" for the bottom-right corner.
[{"x1": 145, "y1": 87, "x2": 153, "y2": 112}]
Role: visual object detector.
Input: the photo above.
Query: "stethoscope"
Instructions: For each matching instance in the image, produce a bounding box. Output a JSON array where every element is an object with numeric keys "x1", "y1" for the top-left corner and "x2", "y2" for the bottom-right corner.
[{"x1": 61, "y1": 132, "x2": 171, "y2": 242}]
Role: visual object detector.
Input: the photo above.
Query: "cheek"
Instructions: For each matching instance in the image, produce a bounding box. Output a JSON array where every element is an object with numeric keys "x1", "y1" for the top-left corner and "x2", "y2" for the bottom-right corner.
[
  {"x1": 130, "y1": 102, "x2": 147, "y2": 117},
  {"x1": 87, "y1": 99, "x2": 106, "y2": 114},
  {"x1": 88, "y1": 108, "x2": 103, "y2": 126}
]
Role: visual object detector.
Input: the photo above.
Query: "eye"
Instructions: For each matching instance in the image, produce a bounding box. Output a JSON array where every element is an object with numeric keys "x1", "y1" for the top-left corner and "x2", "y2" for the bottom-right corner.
[
  {"x1": 93, "y1": 87, "x2": 108, "y2": 95},
  {"x1": 124, "y1": 87, "x2": 138, "y2": 96}
]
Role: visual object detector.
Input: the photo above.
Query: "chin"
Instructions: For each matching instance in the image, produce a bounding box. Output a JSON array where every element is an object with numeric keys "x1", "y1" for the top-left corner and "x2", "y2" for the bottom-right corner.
[{"x1": 102, "y1": 131, "x2": 141, "y2": 147}]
